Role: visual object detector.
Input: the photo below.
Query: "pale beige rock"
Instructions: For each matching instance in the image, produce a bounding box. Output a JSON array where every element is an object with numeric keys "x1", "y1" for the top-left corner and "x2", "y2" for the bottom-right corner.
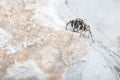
[
  {"x1": 0, "y1": 0, "x2": 87, "y2": 80},
  {"x1": 0, "y1": 26, "x2": 87, "y2": 79}
]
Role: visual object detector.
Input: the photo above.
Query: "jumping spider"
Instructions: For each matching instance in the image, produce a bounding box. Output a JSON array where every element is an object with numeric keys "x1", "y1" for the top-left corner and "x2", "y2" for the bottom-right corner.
[{"x1": 66, "y1": 18, "x2": 94, "y2": 41}]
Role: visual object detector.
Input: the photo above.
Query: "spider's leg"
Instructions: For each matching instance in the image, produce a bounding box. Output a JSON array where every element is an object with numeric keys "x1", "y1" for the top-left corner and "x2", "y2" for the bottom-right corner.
[
  {"x1": 72, "y1": 24, "x2": 75, "y2": 32},
  {"x1": 77, "y1": 25, "x2": 81, "y2": 32},
  {"x1": 89, "y1": 30, "x2": 94, "y2": 42},
  {"x1": 83, "y1": 29, "x2": 87, "y2": 36},
  {"x1": 79, "y1": 28, "x2": 84, "y2": 38},
  {"x1": 66, "y1": 22, "x2": 70, "y2": 30},
  {"x1": 66, "y1": 24, "x2": 68, "y2": 30}
]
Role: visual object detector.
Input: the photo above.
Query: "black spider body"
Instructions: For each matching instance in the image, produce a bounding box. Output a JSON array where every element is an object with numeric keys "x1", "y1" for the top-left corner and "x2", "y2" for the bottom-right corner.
[
  {"x1": 68, "y1": 19, "x2": 84, "y2": 32},
  {"x1": 65, "y1": 18, "x2": 94, "y2": 42}
]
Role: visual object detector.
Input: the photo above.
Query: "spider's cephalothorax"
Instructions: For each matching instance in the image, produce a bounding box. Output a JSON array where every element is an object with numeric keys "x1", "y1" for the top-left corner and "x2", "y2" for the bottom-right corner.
[
  {"x1": 66, "y1": 18, "x2": 84, "y2": 32},
  {"x1": 66, "y1": 18, "x2": 94, "y2": 41}
]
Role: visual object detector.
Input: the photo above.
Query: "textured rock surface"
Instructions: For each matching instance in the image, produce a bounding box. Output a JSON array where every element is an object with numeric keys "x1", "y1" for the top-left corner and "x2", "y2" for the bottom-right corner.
[
  {"x1": 0, "y1": 0, "x2": 120, "y2": 80},
  {"x1": 0, "y1": 26, "x2": 87, "y2": 80}
]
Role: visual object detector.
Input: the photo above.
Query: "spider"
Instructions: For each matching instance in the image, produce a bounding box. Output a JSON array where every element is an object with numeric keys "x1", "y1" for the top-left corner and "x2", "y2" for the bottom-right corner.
[{"x1": 66, "y1": 18, "x2": 94, "y2": 41}]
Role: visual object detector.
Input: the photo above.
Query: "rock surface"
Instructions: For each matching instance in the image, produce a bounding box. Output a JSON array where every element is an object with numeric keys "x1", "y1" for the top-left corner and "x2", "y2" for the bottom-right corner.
[{"x1": 0, "y1": 0, "x2": 120, "y2": 80}]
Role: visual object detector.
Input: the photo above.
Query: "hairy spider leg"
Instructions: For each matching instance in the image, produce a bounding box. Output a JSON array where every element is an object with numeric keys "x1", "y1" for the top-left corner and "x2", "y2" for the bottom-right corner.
[
  {"x1": 88, "y1": 30, "x2": 94, "y2": 42},
  {"x1": 79, "y1": 27, "x2": 84, "y2": 38},
  {"x1": 66, "y1": 20, "x2": 74, "y2": 30},
  {"x1": 86, "y1": 25, "x2": 94, "y2": 42},
  {"x1": 66, "y1": 21, "x2": 70, "y2": 30},
  {"x1": 83, "y1": 28, "x2": 87, "y2": 36}
]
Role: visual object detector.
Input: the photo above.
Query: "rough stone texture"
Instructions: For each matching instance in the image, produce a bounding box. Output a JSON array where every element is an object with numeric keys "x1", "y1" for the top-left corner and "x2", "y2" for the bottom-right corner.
[
  {"x1": 0, "y1": 0, "x2": 120, "y2": 80},
  {"x1": 0, "y1": 24, "x2": 87, "y2": 80},
  {"x1": 0, "y1": 1, "x2": 87, "y2": 80}
]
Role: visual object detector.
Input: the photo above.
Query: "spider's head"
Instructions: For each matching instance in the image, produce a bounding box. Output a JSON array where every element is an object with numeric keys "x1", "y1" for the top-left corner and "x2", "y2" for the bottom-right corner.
[
  {"x1": 75, "y1": 18, "x2": 81, "y2": 21},
  {"x1": 75, "y1": 18, "x2": 84, "y2": 24}
]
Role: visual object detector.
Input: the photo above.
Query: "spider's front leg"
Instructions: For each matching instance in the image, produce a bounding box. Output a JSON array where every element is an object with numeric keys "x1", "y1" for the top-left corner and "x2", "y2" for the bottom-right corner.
[
  {"x1": 79, "y1": 28, "x2": 84, "y2": 38},
  {"x1": 89, "y1": 30, "x2": 94, "y2": 42},
  {"x1": 66, "y1": 21, "x2": 71, "y2": 30},
  {"x1": 83, "y1": 29, "x2": 87, "y2": 36}
]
